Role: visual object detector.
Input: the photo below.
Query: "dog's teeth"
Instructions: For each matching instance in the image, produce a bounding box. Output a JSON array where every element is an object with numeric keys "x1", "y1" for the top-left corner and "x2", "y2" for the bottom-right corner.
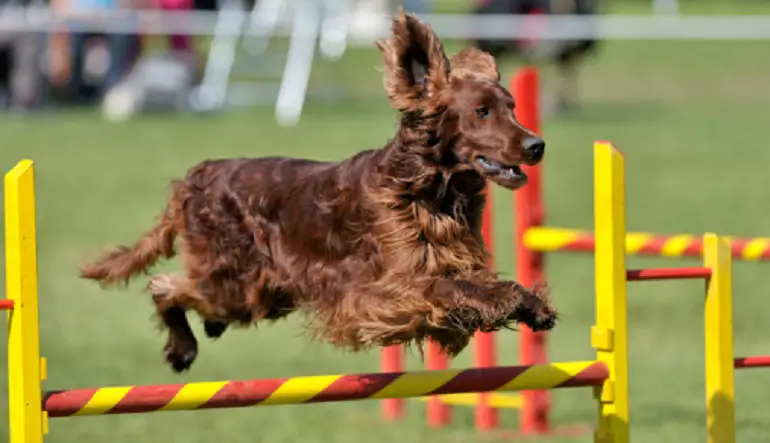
[{"x1": 476, "y1": 157, "x2": 496, "y2": 171}]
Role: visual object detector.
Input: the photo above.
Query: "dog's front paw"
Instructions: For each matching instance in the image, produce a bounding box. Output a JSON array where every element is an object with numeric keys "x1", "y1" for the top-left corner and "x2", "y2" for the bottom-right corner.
[{"x1": 507, "y1": 282, "x2": 557, "y2": 332}]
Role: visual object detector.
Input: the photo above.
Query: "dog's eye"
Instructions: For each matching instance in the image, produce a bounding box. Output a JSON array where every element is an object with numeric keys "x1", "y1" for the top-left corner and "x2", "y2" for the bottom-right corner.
[{"x1": 474, "y1": 107, "x2": 491, "y2": 119}]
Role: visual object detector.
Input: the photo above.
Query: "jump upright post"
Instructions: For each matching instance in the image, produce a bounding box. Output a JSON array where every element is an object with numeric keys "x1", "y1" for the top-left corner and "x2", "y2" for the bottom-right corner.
[
  {"x1": 591, "y1": 141, "x2": 746, "y2": 443},
  {"x1": 5, "y1": 160, "x2": 46, "y2": 443}
]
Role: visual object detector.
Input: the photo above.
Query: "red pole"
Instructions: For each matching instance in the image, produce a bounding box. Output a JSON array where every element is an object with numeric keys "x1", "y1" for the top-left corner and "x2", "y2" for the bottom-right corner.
[
  {"x1": 381, "y1": 345, "x2": 404, "y2": 420},
  {"x1": 513, "y1": 66, "x2": 550, "y2": 435},
  {"x1": 474, "y1": 185, "x2": 498, "y2": 430},
  {"x1": 626, "y1": 267, "x2": 712, "y2": 281},
  {"x1": 426, "y1": 341, "x2": 451, "y2": 426},
  {"x1": 734, "y1": 356, "x2": 770, "y2": 369}
]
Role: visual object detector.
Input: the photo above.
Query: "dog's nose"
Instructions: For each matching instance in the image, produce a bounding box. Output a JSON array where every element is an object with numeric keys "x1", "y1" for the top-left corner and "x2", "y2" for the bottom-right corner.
[{"x1": 522, "y1": 137, "x2": 545, "y2": 160}]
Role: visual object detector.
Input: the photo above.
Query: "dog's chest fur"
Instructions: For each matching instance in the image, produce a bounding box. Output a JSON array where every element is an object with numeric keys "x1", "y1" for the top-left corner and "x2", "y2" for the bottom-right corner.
[{"x1": 381, "y1": 172, "x2": 487, "y2": 277}]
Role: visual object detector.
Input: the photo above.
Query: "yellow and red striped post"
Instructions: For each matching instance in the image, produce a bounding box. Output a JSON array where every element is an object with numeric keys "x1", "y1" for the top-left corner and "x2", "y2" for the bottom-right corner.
[
  {"x1": 43, "y1": 361, "x2": 608, "y2": 417},
  {"x1": 703, "y1": 234, "x2": 735, "y2": 443},
  {"x1": 6, "y1": 160, "x2": 47, "y2": 443},
  {"x1": 592, "y1": 141, "x2": 629, "y2": 443}
]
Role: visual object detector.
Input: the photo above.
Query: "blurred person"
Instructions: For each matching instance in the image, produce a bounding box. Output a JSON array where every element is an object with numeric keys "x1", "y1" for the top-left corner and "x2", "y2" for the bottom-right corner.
[
  {"x1": 471, "y1": 0, "x2": 600, "y2": 114},
  {"x1": 100, "y1": 49, "x2": 197, "y2": 121},
  {"x1": 54, "y1": 0, "x2": 143, "y2": 104},
  {"x1": 121, "y1": 0, "x2": 199, "y2": 84},
  {"x1": 99, "y1": 0, "x2": 201, "y2": 120},
  {"x1": 0, "y1": 0, "x2": 44, "y2": 111},
  {"x1": 155, "y1": 0, "x2": 198, "y2": 62}
]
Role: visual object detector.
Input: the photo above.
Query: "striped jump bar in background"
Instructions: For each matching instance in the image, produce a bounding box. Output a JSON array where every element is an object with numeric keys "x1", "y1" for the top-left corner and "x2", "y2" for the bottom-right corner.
[
  {"x1": 623, "y1": 264, "x2": 770, "y2": 370},
  {"x1": 42, "y1": 361, "x2": 608, "y2": 417},
  {"x1": 524, "y1": 227, "x2": 770, "y2": 261},
  {"x1": 0, "y1": 300, "x2": 14, "y2": 310}
]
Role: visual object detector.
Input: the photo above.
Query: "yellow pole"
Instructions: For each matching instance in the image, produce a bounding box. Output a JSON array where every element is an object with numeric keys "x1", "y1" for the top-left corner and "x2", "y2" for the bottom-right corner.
[
  {"x1": 591, "y1": 141, "x2": 630, "y2": 443},
  {"x1": 6, "y1": 160, "x2": 47, "y2": 443},
  {"x1": 703, "y1": 233, "x2": 735, "y2": 443}
]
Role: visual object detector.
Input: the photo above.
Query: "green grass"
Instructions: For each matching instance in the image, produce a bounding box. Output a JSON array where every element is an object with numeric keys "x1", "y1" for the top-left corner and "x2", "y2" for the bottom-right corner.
[{"x1": 4, "y1": 22, "x2": 770, "y2": 443}]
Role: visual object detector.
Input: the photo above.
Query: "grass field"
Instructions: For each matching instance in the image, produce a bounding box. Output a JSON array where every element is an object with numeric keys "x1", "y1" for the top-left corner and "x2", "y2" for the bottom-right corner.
[{"x1": 4, "y1": 4, "x2": 770, "y2": 443}]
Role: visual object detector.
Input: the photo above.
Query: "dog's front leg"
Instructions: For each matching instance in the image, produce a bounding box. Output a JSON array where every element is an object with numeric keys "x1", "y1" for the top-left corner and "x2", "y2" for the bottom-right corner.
[
  {"x1": 424, "y1": 278, "x2": 557, "y2": 356},
  {"x1": 330, "y1": 276, "x2": 556, "y2": 358}
]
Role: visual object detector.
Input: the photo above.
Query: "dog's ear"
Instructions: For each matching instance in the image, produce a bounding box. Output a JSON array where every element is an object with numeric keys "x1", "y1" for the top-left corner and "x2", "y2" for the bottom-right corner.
[
  {"x1": 377, "y1": 9, "x2": 450, "y2": 111},
  {"x1": 449, "y1": 47, "x2": 500, "y2": 82}
]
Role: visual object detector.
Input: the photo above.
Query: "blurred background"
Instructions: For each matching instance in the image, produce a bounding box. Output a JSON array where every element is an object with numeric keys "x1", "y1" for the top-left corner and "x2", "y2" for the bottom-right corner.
[{"x1": 2, "y1": 0, "x2": 770, "y2": 442}]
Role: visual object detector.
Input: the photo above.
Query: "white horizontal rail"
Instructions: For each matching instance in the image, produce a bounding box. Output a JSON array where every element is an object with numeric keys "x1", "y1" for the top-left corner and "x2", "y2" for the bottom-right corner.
[{"x1": 3, "y1": 8, "x2": 770, "y2": 40}]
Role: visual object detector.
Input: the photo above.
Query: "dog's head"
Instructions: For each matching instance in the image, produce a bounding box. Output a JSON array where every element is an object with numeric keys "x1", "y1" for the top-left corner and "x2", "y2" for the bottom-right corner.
[{"x1": 377, "y1": 11, "x2": 544, "y2": 190}]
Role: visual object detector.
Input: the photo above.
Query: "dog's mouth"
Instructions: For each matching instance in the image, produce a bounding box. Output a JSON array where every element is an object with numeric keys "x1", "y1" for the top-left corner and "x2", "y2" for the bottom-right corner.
[{"x1": 475, "y1": 156, "x2": 527, "y2": 182}]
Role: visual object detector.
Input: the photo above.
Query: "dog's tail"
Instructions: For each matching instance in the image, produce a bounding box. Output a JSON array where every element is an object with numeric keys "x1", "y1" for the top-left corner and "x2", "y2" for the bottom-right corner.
[{"x1": 79, "y1": 199, "x2": 179, "y2": 288}]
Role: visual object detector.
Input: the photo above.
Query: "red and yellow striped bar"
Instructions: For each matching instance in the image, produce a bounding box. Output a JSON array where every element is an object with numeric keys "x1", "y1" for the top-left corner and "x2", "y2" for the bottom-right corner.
[
  {"x1": 0, "y1": 299, "x2": 14, "y2": 310},
  {"x1": 43, "y1": 361, "x2": 607, "y2": 417},
  {"x1": 524, "y1": 226, "x2": 770, "y2": 261}
]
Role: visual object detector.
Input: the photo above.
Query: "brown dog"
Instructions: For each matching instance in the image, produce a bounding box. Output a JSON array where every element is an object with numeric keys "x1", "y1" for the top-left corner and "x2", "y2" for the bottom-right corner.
[{"x1": 79, "y1": 10, "x2": 556, "y2": 373}]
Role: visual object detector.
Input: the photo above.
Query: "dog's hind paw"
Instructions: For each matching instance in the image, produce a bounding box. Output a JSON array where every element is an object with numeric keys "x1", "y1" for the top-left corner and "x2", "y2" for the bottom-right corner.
[
  {"x1": 164, "y1": 339, "x2": 198, "y2": 373},
  {"x1": 146, "y1": 274, "x2": 178, "y2": 297}
]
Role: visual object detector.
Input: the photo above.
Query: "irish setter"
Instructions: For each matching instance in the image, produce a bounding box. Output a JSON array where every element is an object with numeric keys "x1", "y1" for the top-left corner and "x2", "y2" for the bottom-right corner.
[{"x1": 79, "y1": 10, "x2": 557, "y2": 373}]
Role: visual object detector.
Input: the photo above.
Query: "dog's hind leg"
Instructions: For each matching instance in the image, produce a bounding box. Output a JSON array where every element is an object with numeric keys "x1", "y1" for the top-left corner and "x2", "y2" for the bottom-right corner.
[{"x1": 147, "y1": 273, "x2": 221, "y2": 372}]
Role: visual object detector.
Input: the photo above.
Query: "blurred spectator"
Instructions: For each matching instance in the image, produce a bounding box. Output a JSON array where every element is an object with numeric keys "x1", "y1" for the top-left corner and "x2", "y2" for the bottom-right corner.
[
  {"x1": 472, "y1": 0, "x2": 600, "y2": 113},
  {"x1": 156, "y1": 0, "x2": 197, "y2": 59},
  {"x1": 127, "y1": 0, "x2": 199, "y2": 75},
  {"x1": 100, "y1": 49, "x2": 198, "y2": 121},
  {"x1": 93, "y1": 0, "x2": 201, "y2": 121},
  {"x1": 53, "y1": 0, "x2": 144, "y2": 104},
  {"x1": 0, "y1": 0, "x2": 44, "y2": 111}
]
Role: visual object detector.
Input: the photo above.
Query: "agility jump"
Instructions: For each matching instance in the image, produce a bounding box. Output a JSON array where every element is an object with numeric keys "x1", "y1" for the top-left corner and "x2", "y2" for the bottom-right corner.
[
  {"x1": 5, "y1": 153, "x2": 609, "y2": 440},
  {"x1": 5, "y1": 137, "x2": 746, "y2": 443}
]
